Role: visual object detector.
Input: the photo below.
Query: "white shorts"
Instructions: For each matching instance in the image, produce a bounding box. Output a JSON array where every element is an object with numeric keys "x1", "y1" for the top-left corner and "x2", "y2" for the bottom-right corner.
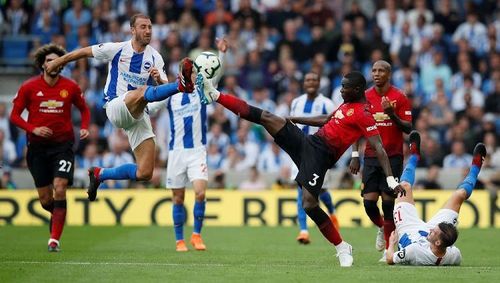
[
  {"x1": 394, "y1": 202, "x2": 459, "y2": 236},
  {"x1": 166, "y1": 147, "x2": 208, "y2": 189},
  {"x1": 105, "y1": 93, "x2": 155, "y2": 150}
]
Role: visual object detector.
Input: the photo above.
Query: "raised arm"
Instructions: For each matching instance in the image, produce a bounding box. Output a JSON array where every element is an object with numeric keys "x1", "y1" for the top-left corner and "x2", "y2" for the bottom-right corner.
[
  {"x1": 212, "y1": 37, "x2": 228, "y2": 87},
  {"x1": 381, "y1": 96, "x2": 412, "y2": 134},
  {"x1": 45, "y1": 46, "x2": 93, "y2": 73},
  {"x1": 287, "y1": 113, "x2": 333, "y2": 127}
]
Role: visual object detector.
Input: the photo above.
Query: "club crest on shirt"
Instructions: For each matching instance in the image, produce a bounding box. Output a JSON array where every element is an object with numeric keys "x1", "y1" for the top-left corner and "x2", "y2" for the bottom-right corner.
[
  {"x1": 143, "y1": 61, "x2": 152, "y2": 71},
  {"x1": 346, "y1": 109, "x2": 354, "y2": 116},
  {"x1": 59, "y1": 89, "x2": 69, "y2": 98}
]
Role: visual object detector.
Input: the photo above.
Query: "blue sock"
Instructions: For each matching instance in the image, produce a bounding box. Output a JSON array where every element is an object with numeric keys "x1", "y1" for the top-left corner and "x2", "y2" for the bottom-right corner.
[
  {"x1": 144, "y1": 82, "x2": 179, "y2": 102},
  {"x1": 400, "y1": 154, "x2": 418, "y2": 186},
  {"x1": 99, "y1": 164, "x2": 137, "y2": 181},
  {"x1": 297, "y1": 186, "x2": 308, "y2": 231},
  {"x1": 173, "y1": 204, "x2": 185, "y2": 241},
  {"x1": 319, "y1": 190, "x2": 335, "y2": 214},
  {"x1": 193, "y1": 201, "x2": 206, "y2": 234},
  {"x1": 458, "y1": 165, "x2": 480, "y2": 199}
]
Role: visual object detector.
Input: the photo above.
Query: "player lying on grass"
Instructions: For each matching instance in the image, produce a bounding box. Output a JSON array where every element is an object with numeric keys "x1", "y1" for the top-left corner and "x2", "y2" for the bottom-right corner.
[{"x1": 387, "y1": 130, "x2": 486, "y2": 265}]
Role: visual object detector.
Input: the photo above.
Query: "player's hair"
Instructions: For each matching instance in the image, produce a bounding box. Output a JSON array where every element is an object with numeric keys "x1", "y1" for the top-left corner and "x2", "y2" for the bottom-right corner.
[
  {"x1": 438, "y1": 222, "x2": 458, "y2": 248},
  {"x1": 33, "y1": 44, "x2": 67, "y2": 71},
  {"x1": 345, "y1": 71, "x2": 367, "y2": 89},
  {"x1": 130, "y1": 13, "x2": 151, "y2": 27}
]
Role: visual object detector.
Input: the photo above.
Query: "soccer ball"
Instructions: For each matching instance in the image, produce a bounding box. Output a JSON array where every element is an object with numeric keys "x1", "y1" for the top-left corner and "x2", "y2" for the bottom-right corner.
[{"x1": 194, "y1": 51, "x2": 221, "y2": 79}]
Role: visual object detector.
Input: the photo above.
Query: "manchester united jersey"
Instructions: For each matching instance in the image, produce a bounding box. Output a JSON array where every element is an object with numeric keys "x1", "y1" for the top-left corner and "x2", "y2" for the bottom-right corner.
[
  {"x1": 315, "y1": 102, "x2": 379, "y2": 161},
  {"x1": 364, "y1": 86, "x2": 412, "y2": 158},
  {"x1": 11, "y1": 75, "x2": 90, "y2": 144}
]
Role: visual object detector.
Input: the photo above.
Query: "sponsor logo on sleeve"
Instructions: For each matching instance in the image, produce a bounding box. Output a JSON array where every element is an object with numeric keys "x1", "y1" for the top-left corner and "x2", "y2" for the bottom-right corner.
[
  {"x1": 405, "y1": 111, "x2": 412, "y2": 115},
  {"x1": 397, "y1": 249, "x2": 406, "y2": 259},
  {"x1": 366, "y1": 125, "x2": 377, "y2": 131},
  {"x1": 346, "y1": 109, "x2": 354, "y2": 116}
]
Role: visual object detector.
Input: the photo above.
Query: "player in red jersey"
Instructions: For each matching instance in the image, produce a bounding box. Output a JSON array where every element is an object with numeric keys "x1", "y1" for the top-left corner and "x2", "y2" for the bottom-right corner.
[
  {"x1": 10, "y1": 44, "x2": 90, "y2": 252},
  {"x1": 196, "y1": 70, "x2": 402, "y2": 267},
  {"x1": 349, "y1": 60, "x2": 412, "y2": 261}
]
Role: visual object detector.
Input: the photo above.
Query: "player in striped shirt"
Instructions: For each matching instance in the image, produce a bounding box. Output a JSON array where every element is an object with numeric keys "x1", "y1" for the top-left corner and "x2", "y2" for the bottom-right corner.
[
  {"x1": 46, "y1": 14, "x2": 194, "y2": 201},
  {"x1": 289, "y1": 72, "x2": 340, "y2": 244},
  {"x1": 167, "y1": 39, "x2": 227, "y2": 252},
  {"x1": 387, "y1": 131, "x2": 486, "y2": 266}
]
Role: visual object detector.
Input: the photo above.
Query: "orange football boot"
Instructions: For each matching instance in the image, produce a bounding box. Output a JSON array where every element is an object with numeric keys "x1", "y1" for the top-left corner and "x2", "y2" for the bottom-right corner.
[
  {"x1": 190, "y1": 234, "x2": 206, "y2": 251},
  {"x1": 176, "y1": 240, "x2": 188, "y2": 252}
]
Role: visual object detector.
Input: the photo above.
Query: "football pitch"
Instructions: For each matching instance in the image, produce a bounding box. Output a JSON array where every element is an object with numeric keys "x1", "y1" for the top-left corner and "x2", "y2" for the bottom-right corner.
[{"x1": 1, "y1": 226, "x2": 498, "y2": 283}]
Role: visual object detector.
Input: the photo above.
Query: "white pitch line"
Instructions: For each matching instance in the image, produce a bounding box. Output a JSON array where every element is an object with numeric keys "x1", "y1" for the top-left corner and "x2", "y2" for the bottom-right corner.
[{"x1": 3, "y1": 261, "x2": 227, "y2": 267}]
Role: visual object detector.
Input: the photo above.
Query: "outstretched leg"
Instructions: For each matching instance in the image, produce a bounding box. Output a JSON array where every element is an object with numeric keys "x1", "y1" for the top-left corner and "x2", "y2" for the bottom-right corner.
[
  {"x1": 319, "y1": 189, "x2": 340, "y2": 230},
  {"x1": 442, "y1": 143, "x2": 486, "y2": 213},
  {"x1": 196, "y1": 73, "x2": 286, "y2": 136},
  {"x1": 396, "y1": 131, "x2": 421, "y2": 204}
]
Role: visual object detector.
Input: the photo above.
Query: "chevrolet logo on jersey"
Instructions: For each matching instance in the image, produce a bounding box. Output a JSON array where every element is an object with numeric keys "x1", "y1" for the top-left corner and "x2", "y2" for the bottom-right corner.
[
  {"x1": 373, "y1": 112, "x2": 390, "y2": 122},
  {"x1": 40, "y1": 100, "x2": 64, "y2": 108}
]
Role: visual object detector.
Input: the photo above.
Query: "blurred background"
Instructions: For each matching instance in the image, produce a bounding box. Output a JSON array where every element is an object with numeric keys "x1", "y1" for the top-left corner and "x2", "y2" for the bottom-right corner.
[{"x1": 0, "y1": 0, "x2": 498, "y2": 196}]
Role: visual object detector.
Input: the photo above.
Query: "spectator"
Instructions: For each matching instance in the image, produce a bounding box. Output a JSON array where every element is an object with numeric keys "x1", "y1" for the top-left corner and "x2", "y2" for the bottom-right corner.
[
  {"x1": 3, "y1": 0, "x2": 30, "y2": 35},
  {"x1": 451, "y1": 75, "x2": 485, "y2": 114},
  {"x1": 414, "y1": 164, "x2": 443, "y2": 190},
  {"x1": 420, "y1": 47, "x2": 452, "y2": 100},
  {"x1": 238, "y1": 166, "x2": 267, "y2": 191},
  {"x1": 452, "y1": 11, "x2": 488, "y2": 57},
  {"x1": 443, "y1": 141, "x2": 473, "y2": 169},
  {"x1": 0, "y1": 129, "x2": 17, "y2": 167}
]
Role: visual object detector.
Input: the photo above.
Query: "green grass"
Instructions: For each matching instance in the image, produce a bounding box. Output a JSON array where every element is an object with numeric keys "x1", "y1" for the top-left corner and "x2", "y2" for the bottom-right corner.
[{"x1": 0, "y1": 226, "x2": 498, "y2": 283}]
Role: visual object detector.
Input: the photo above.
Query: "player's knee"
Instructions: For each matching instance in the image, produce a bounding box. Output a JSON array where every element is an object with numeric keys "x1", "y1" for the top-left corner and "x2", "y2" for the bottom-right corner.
[
  {"x1": 194, "y1": 191, "x2": 205, "y2": 201},
  {"x1": 136, "y1": 170, "x2": 153, "y2": 181},
  {"x1": 39, "y1": 197, "x2": 54, "y2": 212}
]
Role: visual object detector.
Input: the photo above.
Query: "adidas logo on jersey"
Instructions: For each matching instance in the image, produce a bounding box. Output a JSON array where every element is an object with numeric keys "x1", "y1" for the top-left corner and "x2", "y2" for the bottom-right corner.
[{"x1": 36, "y1": 91, "x2": 44, "y2": 97}]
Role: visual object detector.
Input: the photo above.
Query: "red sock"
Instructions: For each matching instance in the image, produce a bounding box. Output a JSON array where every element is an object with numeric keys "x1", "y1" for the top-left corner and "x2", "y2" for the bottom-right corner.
[
  {"x1": 319, "y1": 219, "x2": 343, "y2": 245},
  {"x1": 217, "y1": 93, "x2": 262, "y2": 123},
  {"x1": 50, "y1": 200, "x2": 67, "y2": 241},
  {"x1": 372, "y1": 215, "x2": 384, "y2": 228},
  {"x1": 384, "y1": 219, "x2": 396, "y2": 249}
]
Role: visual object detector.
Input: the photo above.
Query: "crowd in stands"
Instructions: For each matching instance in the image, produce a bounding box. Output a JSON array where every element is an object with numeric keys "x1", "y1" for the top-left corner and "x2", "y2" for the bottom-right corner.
[{"x1": 0, "y1": 0, "x2": 499, "y2": 191}]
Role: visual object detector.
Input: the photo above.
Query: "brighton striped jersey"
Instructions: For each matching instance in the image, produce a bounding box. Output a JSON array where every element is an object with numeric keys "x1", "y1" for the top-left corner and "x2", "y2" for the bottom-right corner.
[
  {"x1": 91, "y1": 40, "x2": 167, "y2": 103},
  {"x1": 289, "y1": 93, "x2": 335, "y2": 135},
  {"x1": 166, "y1": 90, "x2": 207, "y2": 150}
]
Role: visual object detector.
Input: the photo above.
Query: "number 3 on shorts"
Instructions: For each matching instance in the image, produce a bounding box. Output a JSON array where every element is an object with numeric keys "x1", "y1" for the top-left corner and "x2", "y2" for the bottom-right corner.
[
  {"x1": 58, "y1": 160, "x2": 72, "y2": 173},
  {"x1": 308, "y1": 173, "x2": 319, "y2": 186}
]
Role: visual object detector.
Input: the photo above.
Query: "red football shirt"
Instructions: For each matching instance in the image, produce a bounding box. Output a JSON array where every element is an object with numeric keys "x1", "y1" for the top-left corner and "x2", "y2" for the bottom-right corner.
[
  {"x1": 363, "y1": 86, "x2": 412, "y2": 157},
  {"x1": 10, "y1": 75, "x2": 90, "y2": 144},
  {"x1": 316, "y1": 102, "x2": 380, "y2": 162}
]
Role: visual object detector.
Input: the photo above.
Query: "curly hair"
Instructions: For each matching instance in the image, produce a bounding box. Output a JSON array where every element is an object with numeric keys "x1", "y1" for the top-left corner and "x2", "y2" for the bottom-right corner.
[{"x1": 33, "y1": 44, "x2": 67, "y2": 71}]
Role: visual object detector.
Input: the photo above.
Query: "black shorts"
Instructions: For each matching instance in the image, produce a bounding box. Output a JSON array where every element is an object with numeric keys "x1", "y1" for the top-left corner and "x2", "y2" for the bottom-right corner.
[
  {"x1": 274, "y1": 121, "x2": 335, "y2": 198},
  {"x1": 361, "y1": 156, "x2": 403, "y2": 197},
  {"x1": 27, "y1": 142, "x2": 75, "y2": 188}
]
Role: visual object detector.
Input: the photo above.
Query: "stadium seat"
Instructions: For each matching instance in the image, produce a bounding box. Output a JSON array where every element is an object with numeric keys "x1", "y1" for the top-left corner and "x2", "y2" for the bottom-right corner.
[{"x1": 0, "y1": 37, "x2": 31, "y2": 66}]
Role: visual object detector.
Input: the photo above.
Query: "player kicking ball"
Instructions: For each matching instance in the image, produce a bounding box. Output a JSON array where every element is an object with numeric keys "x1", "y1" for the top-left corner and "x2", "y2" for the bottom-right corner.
[
  {"x1": 387, "y1": 130, "x2": 486, "y2": 265},
  {"x1": 196, "y1": 70, "x2": 404, "y2": 267}
]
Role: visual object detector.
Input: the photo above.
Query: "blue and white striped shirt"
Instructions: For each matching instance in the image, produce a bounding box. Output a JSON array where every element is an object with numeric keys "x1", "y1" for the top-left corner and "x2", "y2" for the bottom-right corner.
[
  {"x1": 166, "y1": 91, "x2": 207, "y2": 150},
  {"x1": 289, "y1": 93, "x2": 335, "y2": 135},
  {"x1": 91, "y1": 40, "x2": 167, "y2": 103}
]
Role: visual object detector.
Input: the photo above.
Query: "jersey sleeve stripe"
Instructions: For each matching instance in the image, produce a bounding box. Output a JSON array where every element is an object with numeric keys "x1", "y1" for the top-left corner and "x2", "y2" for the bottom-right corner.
[
  {"x1": 167, "y1": 98, "x2": 175, "y2": 150},
  {"x1": 105, "y1": 49, "x2": 122, "y2": 102}
]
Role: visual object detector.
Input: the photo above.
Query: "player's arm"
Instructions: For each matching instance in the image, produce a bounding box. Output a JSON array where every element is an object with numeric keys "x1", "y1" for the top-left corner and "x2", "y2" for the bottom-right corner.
[
  {"x1": 287, "y1": 113, "x2": 333, "y2": 127},
  {"x1": 386, "y1": 230, "x2": 398, "y2": 265},
  {"x1": 72, "y1": 87, "x2": 91, "y2": 140},
  {"x1": 381, "y1": 96, "x2": 412, "y2": 134},
  {"x1": 349, "y1": 140, "x2": 361, "y2": 174},
  {"x1": 212, "y1": 37, "x2": 228, "y2": 87},
  {"x1": 45, "y1": 46, "x2": 93, "y2": 73},
  {"x1": 10, "y1": 88, "x2": 53, "y2": 137}
]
